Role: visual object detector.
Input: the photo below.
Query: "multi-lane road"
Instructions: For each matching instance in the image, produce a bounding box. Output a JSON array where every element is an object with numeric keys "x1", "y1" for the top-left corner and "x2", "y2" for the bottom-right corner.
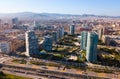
[
  {"x1": 0, "y1": 63, "x2": 110, "y2": 79},
  {"x1": 0, "y1": 54, "x2": 119, "y2": 79}
]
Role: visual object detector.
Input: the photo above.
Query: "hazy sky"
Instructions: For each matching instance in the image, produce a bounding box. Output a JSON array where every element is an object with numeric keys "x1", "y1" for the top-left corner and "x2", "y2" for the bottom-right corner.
[{"x1": 0, "y1": 0, "x2": 120, "y2": 16}]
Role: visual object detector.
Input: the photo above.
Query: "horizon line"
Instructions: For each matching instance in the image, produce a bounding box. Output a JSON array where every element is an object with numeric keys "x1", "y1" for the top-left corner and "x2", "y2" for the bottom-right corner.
[{"x1": 0, "y1": 11, "x2": 119, "y2": 17}]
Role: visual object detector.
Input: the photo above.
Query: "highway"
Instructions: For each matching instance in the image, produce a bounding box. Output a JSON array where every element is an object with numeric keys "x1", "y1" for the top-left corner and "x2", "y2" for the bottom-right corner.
[
  {"x1": 0, "y1": 54, "x2": 119, "y2": 79},
  {"x1": 0, "y1": 56, "x2": 12, "y2": 63},
  {"x1": 0, "y1": 63, "x2": 110, "y2": 79}
]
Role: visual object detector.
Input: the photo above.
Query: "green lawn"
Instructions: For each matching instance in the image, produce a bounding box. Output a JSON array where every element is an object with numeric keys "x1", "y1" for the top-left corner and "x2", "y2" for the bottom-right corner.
[
  {"x1": 98, "y1": 47, "x2": 120, "y2": 67},
  {"x1": 30, "y1": 61, "x2": 60, "y2": 67},
  {"x1": 12, "y1": 59, "x2": 27, "y2": 64}
]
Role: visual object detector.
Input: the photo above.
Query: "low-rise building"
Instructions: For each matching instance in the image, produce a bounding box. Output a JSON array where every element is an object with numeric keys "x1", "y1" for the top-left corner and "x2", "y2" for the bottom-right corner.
[{"x1": 0, "y1": 42, "x2": 11, "y2": 54}]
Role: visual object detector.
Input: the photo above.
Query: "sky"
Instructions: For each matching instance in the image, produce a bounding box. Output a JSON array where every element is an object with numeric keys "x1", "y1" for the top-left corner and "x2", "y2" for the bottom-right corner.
[{"x1": 0, "y1": 0, "x2": 120, "y2": 16}]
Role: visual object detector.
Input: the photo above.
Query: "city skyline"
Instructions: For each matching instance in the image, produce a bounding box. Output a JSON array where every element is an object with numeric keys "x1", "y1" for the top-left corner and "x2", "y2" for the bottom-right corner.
[{"x1": 0, "y1": 0, "x2": 120, "y2": 16}]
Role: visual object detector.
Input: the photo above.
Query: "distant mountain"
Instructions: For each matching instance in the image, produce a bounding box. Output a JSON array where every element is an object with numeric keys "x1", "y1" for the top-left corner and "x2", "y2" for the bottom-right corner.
[
  {"x1": 0, "y1": 12, "x2": 119, "y2": 20},
  {"x1": 0, "y1": 12, "x2": 51, "y2": 20}
]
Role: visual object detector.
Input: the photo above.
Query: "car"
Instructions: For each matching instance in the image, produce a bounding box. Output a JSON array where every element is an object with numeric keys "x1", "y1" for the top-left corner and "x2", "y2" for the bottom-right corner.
[{"x1": 42, "y1": 66, "x2": 48, "y2": 69}]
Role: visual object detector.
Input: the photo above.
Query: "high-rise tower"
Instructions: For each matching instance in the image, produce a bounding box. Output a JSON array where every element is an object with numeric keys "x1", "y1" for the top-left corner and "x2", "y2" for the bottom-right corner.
[
  {"x1": 70, "y1": 25, "x2": 75, "y2": 35},
  {"x1": 86, "y1": 32, "x2": 98, "y2": 62},
  {"x1": 43, "y1": 35, "x2": 53, "y2": 52},
  {"x1": 81, "y1": 31, "x2": 88, "y2": 50},
  {"x1": 25, "y1": 30, "x2": 39, "y2": 56}
]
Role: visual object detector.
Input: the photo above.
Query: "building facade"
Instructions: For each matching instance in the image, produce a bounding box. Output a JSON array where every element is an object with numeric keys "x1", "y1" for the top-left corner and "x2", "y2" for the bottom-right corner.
[
  {"x1": 12, "y1": 17, "x2": 18, "y2": 25},
  {"x1": 102, "y1": 35, "x2": 111, "y2": 46},
  {"x1": 98, "y1": 28, "x2": 105, "y2": 40},
  {"x1": 52, "y1": 31, "x2": 58, "y2": 43},
  {"x1": 25, "y1": 30, "x2": 39, "y2": 57},
  {"x1": 81, "y1": 31, "x2": 88, "y2": 50},
  {"x1": 86, "y1": 32, "x2": 98, "y2": 62},
  {"x1": 70, "y1": 25, "x2": 75, "y2": 35},
  {"x1": 58, "y1": 27, "x2": 64, "y2": 39},
  {"x1": 43, "y1": 35, "x2": 53, "y2": 52},
  {"x1": 0, "y1": 42, "x2": 10, "y2": 54}
]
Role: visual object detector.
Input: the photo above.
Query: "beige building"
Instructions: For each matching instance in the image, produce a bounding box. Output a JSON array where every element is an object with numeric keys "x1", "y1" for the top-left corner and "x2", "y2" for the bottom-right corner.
[{"x1": 102, "y1": 35, "x2": 111, "y2": 46}]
